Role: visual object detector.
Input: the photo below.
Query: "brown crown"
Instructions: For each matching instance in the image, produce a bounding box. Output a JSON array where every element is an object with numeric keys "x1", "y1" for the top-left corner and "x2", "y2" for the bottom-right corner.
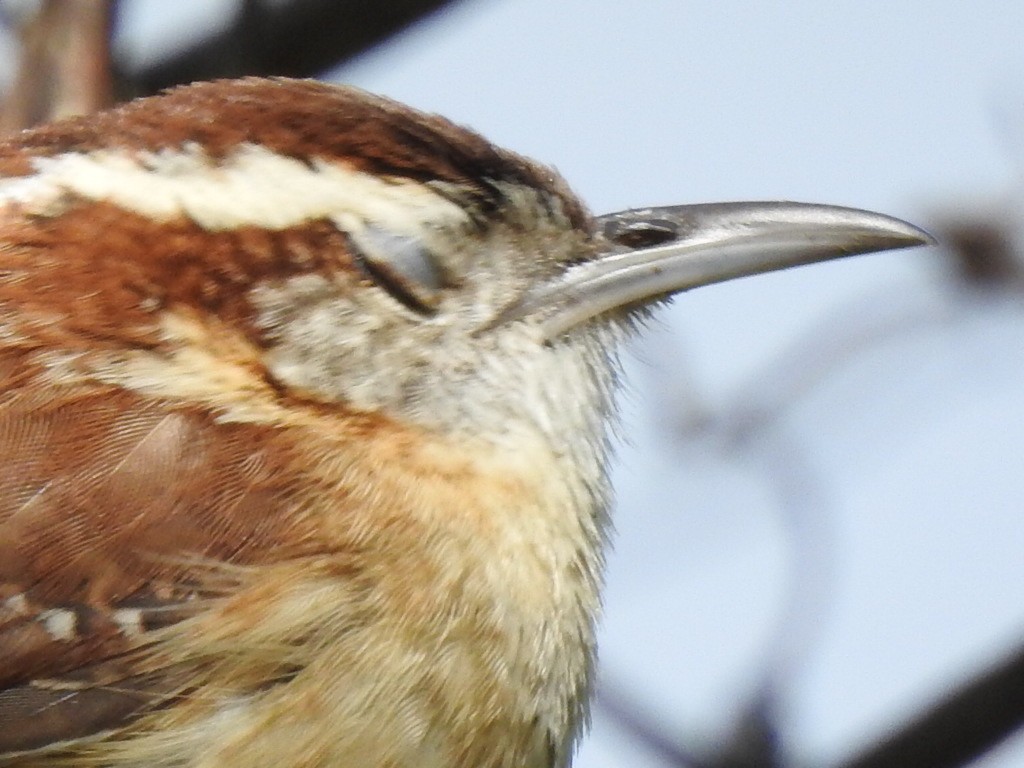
[{"x1": 0, "y1": 77, "x2": 589, "y2": 230}]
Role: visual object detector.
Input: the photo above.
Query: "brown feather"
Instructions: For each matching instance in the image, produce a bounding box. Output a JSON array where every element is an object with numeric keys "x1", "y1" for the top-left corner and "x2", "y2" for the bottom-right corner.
[
  {"x1": 0, "y1": 78, "x2": 589, "y2": 231},
  {"x1": 0, "y1": 202, "x2": 364, "y2": 352},
  {"x1": 0, "y1": 352, "x2": 327, "y2": 752}
]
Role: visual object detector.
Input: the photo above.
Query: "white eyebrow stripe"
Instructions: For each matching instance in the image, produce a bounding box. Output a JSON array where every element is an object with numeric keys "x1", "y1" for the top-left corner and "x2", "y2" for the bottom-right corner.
[{"x1": 0, "y1": 143, "x2": 469, "y2": 234}]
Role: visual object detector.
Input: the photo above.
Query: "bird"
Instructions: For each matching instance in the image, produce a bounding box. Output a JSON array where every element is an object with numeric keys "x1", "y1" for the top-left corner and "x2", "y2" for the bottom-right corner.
[{"x1": 0, "y1": 77, "x2": 930, "y2": 767}]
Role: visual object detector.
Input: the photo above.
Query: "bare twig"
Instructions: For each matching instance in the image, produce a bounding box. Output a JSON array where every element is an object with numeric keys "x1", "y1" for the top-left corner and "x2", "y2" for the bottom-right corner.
[
  {"x1": 939, "y1": 215, "x2": 1024, "y2": 292},
  {"x1": 837, "y1": 640, "x2": 1024, "y2": 768},
  {"x1": 126, "y1": 0, "x2": 465, "y2": 97},
  {"x1": 0, "y1": 0, "x2": 114, "y2": 132}
]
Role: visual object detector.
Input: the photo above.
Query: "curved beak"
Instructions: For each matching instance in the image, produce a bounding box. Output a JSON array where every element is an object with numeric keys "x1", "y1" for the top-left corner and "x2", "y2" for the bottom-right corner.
[{"x1": 495, "y1": 201, "x2": 934, "y2": 341}]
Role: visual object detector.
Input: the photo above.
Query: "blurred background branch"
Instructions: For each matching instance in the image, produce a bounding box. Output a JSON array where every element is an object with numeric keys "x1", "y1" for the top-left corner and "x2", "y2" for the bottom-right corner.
[
  {"x1": 0, "y1": 0, "x2": 465, "y2": 128},
  {"x1": 125, "y1": 0, "x2": 465, "y2": 97},
  {"x1": 0, "y1": 0, "x2": 114, "y2": 130}
]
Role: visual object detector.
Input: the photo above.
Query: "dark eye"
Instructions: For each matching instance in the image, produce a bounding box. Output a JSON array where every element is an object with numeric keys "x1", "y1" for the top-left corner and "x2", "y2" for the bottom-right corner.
[{"x1": 347, "y1": 225, "x2": 445, "y2": 315}]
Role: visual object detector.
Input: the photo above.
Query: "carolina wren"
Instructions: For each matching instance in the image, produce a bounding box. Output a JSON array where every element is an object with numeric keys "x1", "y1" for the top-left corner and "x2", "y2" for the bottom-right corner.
[{"x1": 0, "y1": 77, "x2": 929, "y2": 767}]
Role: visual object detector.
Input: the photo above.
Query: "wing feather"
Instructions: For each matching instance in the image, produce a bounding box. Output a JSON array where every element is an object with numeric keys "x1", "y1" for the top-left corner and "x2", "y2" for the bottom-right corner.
[{"x1": 0, "y1": 355, "x2": 320, "y2": 755}]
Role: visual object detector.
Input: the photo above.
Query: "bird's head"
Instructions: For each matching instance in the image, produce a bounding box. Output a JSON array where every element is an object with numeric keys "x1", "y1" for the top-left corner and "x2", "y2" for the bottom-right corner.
[{"x1": 0, "y1": 78, "x2": 930, "y2": 458}]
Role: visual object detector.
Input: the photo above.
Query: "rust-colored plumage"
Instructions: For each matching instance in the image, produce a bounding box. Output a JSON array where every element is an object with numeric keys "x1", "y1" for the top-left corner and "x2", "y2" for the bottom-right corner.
[
  {"x1": 0, "y1": 78, "x2": 589, "y2": 230},
  {"x1": 0, "y1": 78, "x2": 607, "y2": 768}
]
